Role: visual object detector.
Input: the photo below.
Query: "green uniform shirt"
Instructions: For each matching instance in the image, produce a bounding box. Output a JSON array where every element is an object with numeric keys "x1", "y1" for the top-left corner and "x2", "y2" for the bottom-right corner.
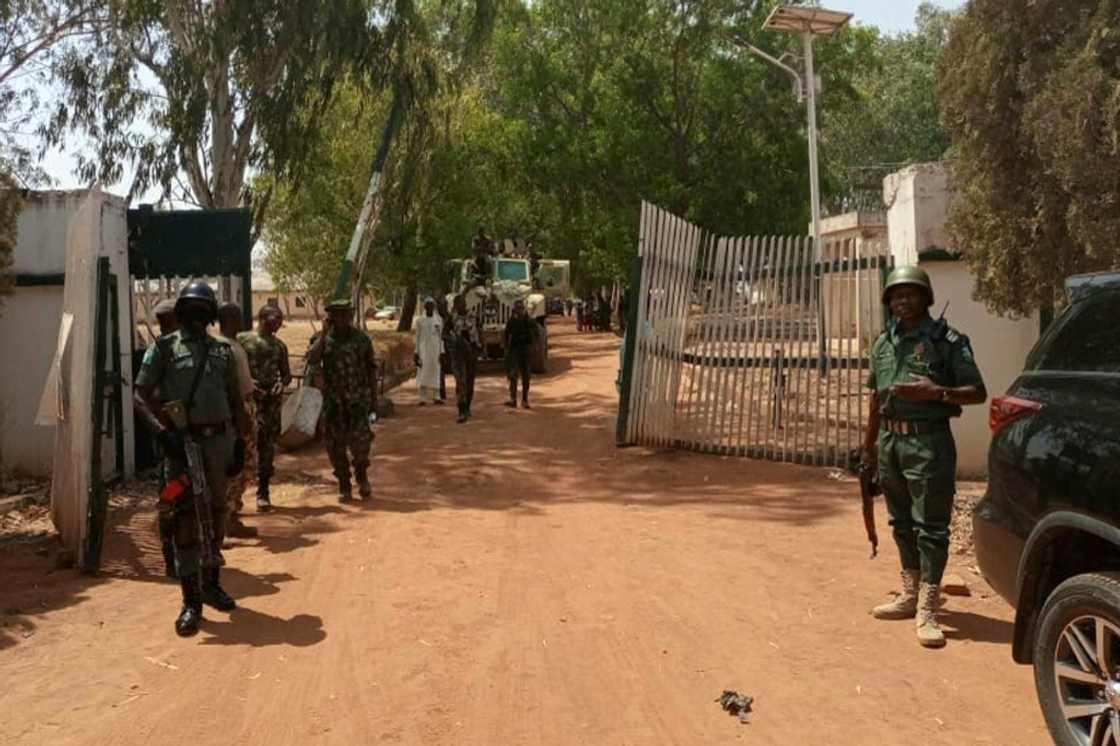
[
  {"x1": 136, "y1": 329, "x2": 234, "y2": 425},
  {"x1": 867, "y1": 316, "x2": 986, "y2": 422},
  {"x1": 237, "y1": 331, "x2": 291, "y2": 392},
  {"x1": 321, "y1": 327, "x2": 377, "y2": 408}
]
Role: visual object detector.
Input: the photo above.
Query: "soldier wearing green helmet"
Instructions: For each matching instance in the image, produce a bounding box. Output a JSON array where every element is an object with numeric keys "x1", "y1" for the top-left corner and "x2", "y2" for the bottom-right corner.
[
  {"x1": 307, "y1": 297, "x2": 379, "y2": 502},
  {"x1": 862, "y1": 265, "x2": 987, "y2": 648}
]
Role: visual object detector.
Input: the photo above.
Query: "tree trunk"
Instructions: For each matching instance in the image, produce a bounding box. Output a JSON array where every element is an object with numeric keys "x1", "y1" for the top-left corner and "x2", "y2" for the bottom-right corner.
[{"x1": 397, "y1": 281, "x2": 418, "y2": 332}]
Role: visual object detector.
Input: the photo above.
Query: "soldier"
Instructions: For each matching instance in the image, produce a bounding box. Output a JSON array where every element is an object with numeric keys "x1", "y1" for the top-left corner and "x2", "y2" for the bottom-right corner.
[
  {"x1": 436, "y1": 296, "x2": 451, "y2": 404},
  {"x1": 307, "y1": 299, "x2": 378, "y2": 502},
  {"x1": 470, "y1": 226, "x2": 493, "y2": 285},
  {"x1": 504, "y1": 299, "x2": 535, "y2": 409},
  {"x1": 862, "y1": 266, "x2": 986, "y2": 648},
  {"x1": 215, "y1": 302, "x2": 258, "y2": 538},
  {"x1": 445, "y1": 294, "x2": 482, "y2": 424},
  {"x1": 154, "y1": 298, "x2": 179, "y2": 337},
  {"x1": 134, "y1": 283, "x2": 250, "y2": 637},
  {"x1": 152, "y1": 297, "x2": 181, "y2": 577},
  {"x1": 238, "y1": 306, "x2": 291, "y2": 512}
]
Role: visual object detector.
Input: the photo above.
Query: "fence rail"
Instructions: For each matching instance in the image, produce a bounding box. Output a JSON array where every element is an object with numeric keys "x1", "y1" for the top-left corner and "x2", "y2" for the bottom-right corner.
[{"x1": 620, "y1": 203, "x2": 891, "y2": 468}]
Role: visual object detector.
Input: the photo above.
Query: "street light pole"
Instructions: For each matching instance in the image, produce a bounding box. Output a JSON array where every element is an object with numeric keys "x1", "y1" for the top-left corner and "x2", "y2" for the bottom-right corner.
[{"x1": 802, "y1": 31, "x2": 822, "y2": 252}]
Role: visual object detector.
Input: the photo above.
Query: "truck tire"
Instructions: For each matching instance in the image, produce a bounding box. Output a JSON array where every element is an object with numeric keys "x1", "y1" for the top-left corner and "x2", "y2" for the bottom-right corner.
[{"x1": 531, "y1": 322, "x2": 548, "y2": 374}]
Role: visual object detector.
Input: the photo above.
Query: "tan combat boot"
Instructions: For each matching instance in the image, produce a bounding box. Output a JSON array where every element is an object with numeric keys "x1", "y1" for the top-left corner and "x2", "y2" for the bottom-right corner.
[
  {"x1": 916, "y1": 582, "x2": 946, "y2": 648},
  {"x1": 871, "y1": 569, "x2": 919, "y2": 620}
]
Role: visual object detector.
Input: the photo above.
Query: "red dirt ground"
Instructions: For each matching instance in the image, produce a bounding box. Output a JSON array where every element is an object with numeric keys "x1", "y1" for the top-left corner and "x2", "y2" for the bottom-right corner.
[{"x1": 0, "y1": 319, "x2": 1048, "y2": 745}]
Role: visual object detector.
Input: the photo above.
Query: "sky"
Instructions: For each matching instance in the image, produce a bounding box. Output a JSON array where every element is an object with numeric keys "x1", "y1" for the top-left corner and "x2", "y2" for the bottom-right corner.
[{"x1": 33, "y1": 0, "x2": 967, "y2": 195}]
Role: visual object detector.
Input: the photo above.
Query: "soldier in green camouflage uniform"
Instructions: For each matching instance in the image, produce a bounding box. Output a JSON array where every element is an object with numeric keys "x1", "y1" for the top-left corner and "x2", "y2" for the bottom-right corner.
[
  {"x1": 238, "y1": 306, "x2": 292, "y2": 512},
  {"x1": 135, "y1": 283, "x2": 250, "y2": 637},
  {"x1": 862, "y1": 266, "x2": 987, "y2": 648},
  {"x1": 307, "y1": 299, "x2": 378, "y2": 501},
  {"x1": 445, "y1": 294, "x2": 483, "y2": 423}
]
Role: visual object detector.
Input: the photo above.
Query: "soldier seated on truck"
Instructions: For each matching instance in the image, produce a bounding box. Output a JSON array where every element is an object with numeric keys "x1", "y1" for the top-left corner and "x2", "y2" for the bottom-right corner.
[{"x1": 470, "y1": 227, "x2": 493, "y2": 286}]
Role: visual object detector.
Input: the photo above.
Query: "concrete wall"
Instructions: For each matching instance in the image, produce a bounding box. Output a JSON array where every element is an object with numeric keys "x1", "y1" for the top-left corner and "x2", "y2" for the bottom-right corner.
[
  {"x1": 884, "y1": 164, "x2": 951, "y2": 264},
  {"x1": 1, "y1": 190, "x2": 134, "y2": 480},
  {"x1": 0, "y1": 286, "x2": 64, "y2": 474},
  {"x1": 883, "y1": 165, "x2": 1039, "y2": 477},
  {"x1": 923, "y1": 260, "x2": 1038, "y2": 476}
]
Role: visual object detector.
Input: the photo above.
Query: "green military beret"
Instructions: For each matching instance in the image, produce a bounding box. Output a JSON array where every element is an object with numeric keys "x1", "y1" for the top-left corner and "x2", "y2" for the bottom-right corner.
[{"x1": 325, "y1": 298, "x2": 353, "y2": 311}]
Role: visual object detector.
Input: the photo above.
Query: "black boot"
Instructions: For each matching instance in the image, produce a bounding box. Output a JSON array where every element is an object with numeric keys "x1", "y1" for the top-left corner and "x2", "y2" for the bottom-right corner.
[
  {"x1": 256, "y1": 476, "x2": 272, "y2": 513},
  {"x1": 457, "y1": 404, "x2": 468, "y2": 424},
  {"x1": 338, "y1": 476, "x2": 353, "y2": 502},
  {"x1": 176, "y1": 574, "x2": 203, "y2": 637},
  {"x1": 355, "y1": 468, "x2": 372, "y2": 500},
  {"x1": 202, "y1": 566, "x2": 236, "y2": 612},
  {"x1": 506, "y1": 383, "x2": 517, "y2": 408}
]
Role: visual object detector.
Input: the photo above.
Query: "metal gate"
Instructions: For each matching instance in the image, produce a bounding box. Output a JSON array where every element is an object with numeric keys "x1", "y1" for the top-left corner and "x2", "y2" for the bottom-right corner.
[{"x1": 618, "y1": 202, "x2": 892, "y2": 468}]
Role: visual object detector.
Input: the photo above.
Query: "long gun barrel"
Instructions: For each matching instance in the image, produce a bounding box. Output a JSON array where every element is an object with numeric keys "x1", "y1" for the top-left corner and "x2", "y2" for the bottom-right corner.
[{"x1": 163, "y1": 401, "x2": 221, "y2": 569}]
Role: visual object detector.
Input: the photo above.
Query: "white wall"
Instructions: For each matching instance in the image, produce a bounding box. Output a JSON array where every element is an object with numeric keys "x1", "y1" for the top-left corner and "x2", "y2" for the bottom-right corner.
[
  {"x1": 0, "y1": 287, "x2": 64, "y2": 474},
  {"x1": 1, "y1": 189, "x2": 133, "y2": 481},
  {"x1": 884, "y1": 164, "x2": 950, "y2": 265},
  {"x1": 924, "y1": 261, "x2": 1038, "y2": 476},
  {"x1": 884, "y1": 165, "x2": 1039, "y2": 477}
]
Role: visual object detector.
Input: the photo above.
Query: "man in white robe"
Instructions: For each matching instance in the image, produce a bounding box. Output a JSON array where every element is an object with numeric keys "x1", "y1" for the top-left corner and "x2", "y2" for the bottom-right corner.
[{"x1": 414, "y1": 296, "x2": 444, "y2": 405}]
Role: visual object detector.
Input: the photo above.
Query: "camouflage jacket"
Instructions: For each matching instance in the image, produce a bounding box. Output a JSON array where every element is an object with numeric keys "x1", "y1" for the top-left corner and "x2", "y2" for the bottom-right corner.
[
  {"x1": 444, "y1": 311, "x2": 482, "y2": 354},
  {"x1": 237, "y1": 331, "x2": 292, "y2": 399},
  {"x1": 320, "y1": 328, "x2": 378, "y2": 409}
]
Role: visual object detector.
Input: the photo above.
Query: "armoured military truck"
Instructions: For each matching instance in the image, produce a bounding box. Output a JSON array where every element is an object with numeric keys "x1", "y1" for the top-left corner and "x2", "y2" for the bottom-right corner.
[
  {"x1": 536, "y1": 259, "x2": 571, "y2": 315},
  {"x1": 447, "y1": 256, "x2": 549, "y2": 373}
]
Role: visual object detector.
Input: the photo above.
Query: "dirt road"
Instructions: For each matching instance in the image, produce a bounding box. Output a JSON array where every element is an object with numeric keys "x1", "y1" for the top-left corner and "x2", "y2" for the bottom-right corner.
[{"x1": 1, "y1": 321, "x2": 1048, "y2": 745}]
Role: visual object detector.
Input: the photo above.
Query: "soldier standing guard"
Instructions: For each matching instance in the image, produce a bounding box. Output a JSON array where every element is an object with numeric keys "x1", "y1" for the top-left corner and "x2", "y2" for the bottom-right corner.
[
  {"x1": 862, "y1": 266, "x2": 986, "y2": 648},
  {"x1": 238, "y1": 306, "x2": 292, "y2": 512},
  {"x1": 445, "y1": 294, "x2": 483, "y2": 424},
  {"x1": 307, "y1": 299, "x2": 379, "y2": 502},
  {"x1": 134, "y1": 283, "x2": 250, "y2": 637}
]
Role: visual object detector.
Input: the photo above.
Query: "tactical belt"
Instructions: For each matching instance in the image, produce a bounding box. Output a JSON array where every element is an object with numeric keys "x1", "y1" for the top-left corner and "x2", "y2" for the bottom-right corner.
[
  {"x1": 881, "y1": 419, "x2": 950, "y2": 436},
  {"x1": 189, "y1": 423, "x2": 227, "y2": 437}
]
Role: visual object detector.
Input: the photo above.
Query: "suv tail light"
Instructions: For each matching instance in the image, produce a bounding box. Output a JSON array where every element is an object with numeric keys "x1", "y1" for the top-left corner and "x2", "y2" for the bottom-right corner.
[{"x1": 989, "y1": 395, "x2": 1043, "y2": 436}]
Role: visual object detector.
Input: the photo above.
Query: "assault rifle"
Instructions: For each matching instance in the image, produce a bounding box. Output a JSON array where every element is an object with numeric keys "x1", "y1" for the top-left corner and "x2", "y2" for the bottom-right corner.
[{"x1": 162, "y1": 400, "x2": 221, "y2": 569}]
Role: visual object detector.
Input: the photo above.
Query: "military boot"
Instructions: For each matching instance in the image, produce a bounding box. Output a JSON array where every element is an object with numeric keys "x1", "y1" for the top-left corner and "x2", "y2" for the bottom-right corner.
[
  {"x1": 355, "y1": 468, "x2": 372, "y2": 501},
  {"x1": 871, "y1": 569, "x2": 919, "y2": 620},
  {"x1": 916, "y1": 582, "x2": 947, "y2": 648},
  {"x1": 521, "y1": 395, "x2": 530, "y2": 410},
  {"x1": 457, "y1": 404, "x2": 468, "y2": 424},
  {"x1": 175, "y1": 574, "x2": 203, "y2": 637},
  {"x1": 338, "y1": 476, "x2": 353, "y2": 503},
  {"x1": 506, "y1": 383, "x2": 517, "y2": 408},
  {"x1": 226, "y1": 516, "x2": 258, "y2": 539},
  {"x1": 202, "y1": 567, "x2": 237, "y2": 612},
  {"x1": 256, "y1": 477, "x2": 272, "y2": 513}
]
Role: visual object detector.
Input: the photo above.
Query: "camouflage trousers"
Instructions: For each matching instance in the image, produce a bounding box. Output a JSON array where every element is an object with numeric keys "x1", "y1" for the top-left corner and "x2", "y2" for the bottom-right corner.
[
  {"x1": 324, "y1": 401, "x2": 373, "y2": 481},
  {"x1": 227, "y1": 400, "x2": 256, "y2": 517},
  {"x1": 255, "y1": 396, "x2": 283, "y2": 481}
]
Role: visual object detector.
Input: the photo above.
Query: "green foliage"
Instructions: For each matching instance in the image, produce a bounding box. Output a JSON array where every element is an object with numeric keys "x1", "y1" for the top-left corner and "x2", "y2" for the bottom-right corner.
[
  {"x1": 43, "y1": 0, "x2": 375, "y2": 220},
  {"x1": 938, "y1": 0, "x2": 1120, "y2": 316},
  {"x1": 0, "y1": 172, "x2": 19, "y2": 307},
  {"x1": 821, "y1": 3, "x2": 954, "y2": 210}
]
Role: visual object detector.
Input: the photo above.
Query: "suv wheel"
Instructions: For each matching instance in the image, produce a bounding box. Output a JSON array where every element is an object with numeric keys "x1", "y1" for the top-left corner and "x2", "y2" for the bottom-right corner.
[{"x1": 1035, "y1": 572, "x2": 1120, "y2": 746}]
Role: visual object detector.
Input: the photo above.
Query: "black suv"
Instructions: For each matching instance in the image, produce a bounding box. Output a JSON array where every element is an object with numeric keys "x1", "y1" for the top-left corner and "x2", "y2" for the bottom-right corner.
[{"x1": 974, "y1": 271, "x2": 1120, "y2": 746}]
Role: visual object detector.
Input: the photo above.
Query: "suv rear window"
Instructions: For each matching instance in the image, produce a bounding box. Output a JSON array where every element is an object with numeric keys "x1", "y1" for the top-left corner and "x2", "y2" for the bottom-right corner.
[{"x1": 1032, "y1": 290, "x2": 1120, "y2": 373}]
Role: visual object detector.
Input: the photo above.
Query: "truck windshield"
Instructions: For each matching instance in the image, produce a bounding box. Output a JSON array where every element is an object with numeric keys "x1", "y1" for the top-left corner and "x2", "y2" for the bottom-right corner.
[{"x1": 496, "y1": 260, "x2": 529, "y2": 282}]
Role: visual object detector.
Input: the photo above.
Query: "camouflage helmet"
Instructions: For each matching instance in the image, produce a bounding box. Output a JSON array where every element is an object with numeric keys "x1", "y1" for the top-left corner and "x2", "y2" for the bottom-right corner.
[
  {"x1": 175, "y1": 282, "x2": 218, "y2": 320},
  {"x1": 881, "y1": 265, "x2": 934, "y2": 306},
  {"x1": 324, "y1": 297, "x2": 353, "y2": 312}
]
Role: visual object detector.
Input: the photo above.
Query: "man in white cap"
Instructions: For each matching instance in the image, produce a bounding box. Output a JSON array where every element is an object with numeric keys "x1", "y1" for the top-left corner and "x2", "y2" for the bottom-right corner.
[{"x1": 414, "y1": 297, "x2": 444, "y2": 406}]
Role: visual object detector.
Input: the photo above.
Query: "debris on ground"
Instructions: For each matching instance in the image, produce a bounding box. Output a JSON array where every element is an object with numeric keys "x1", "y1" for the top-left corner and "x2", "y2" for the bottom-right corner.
[
  {"x1": 718, "y1": 690, "x2": 754, "y2": 724},
  {"x1": 942, "y1": 574, "x2": 971, "y2": 597},
  {"x1": 951, "y1": 483, "x2": 985, "y2": 559}
]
